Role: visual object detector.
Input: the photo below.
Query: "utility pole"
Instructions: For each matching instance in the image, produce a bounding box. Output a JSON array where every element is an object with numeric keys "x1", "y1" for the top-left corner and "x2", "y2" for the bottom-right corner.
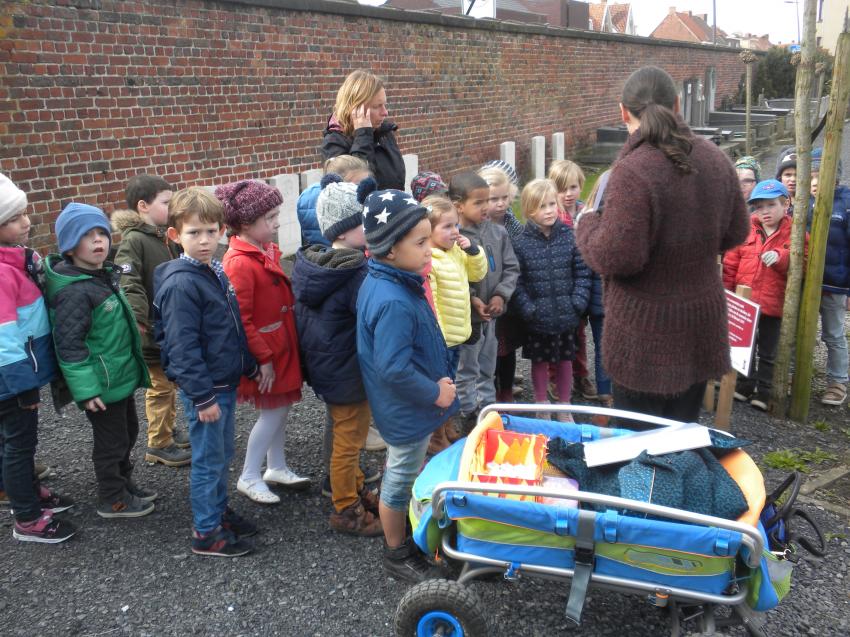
[{"x1": 713, "y1": 0, "x2": 717, "y2": 45}]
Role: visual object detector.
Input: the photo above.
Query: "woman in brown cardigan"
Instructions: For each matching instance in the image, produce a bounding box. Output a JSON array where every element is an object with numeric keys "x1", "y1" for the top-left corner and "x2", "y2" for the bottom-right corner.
[{"x1": 575, "y1": 66, "x2": 749, "y2": 424}]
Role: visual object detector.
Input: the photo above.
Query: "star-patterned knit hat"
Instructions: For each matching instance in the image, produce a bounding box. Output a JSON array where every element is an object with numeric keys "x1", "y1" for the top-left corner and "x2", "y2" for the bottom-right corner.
[{"x1": 360, "y1": 178, "x2": 428, "y2": 258}]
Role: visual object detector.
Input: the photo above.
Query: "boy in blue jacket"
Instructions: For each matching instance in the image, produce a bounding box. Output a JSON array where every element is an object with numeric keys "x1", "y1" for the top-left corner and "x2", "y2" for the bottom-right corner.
[
  {"x1": 153, "y1": 187, "x2": 265, "y2": 557},
  {"x1": 357, "y1": 184, "x2": 459, "y2": 582}
]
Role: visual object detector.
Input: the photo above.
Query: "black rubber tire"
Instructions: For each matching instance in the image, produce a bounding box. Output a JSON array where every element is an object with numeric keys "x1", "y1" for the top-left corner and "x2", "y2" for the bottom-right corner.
[{"x1": 395, "y1": 579, "x2": 491, "y2": 637}]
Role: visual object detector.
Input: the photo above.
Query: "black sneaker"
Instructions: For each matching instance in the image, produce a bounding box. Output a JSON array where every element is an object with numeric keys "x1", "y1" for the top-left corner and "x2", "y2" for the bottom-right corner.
[
  {"x1": 145, "y1": 444, "x2": 191, "y2": 467},
  {"x1": 222, "y1": 507, "x2": 258, "y2": 538},
  {"x1": 96, "y1": 493, "x2": 155, "y2": 519},
  {"x1": 191, "y1": 526, "x2": 252, "y2": 558},
  {"x1": 37, "y1": 485, "x2": 74, "y2": 514},
  {"x1": 363, "y1": 466, "x2": 382, "y2": 485},
  {"x1": 13, "y1": 512, "x2": 76, "y2": 544},
  {"x1": 383, "y1": 537, "x2": 443, "y2": 583},
  {"x1": 172, "y1": 427, "x2": 191, "y2": 449},
  {"x1": 127, "y1": 481, "x2": 158, "y2": 503}
]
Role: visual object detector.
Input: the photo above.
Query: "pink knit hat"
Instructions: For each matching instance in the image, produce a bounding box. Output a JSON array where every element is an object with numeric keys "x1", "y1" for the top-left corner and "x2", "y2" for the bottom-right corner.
[{"x1": 215, "y1": 180, "x2": 283, "y2": 228}]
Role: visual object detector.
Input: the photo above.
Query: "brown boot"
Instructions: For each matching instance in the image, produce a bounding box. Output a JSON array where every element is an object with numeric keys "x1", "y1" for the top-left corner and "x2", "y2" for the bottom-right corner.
[
  {"x1": 329, "y1": 500, "x2": 383, "y2": 537},
  {"x1": 427, "y1": 423, "x2": 452, "y2": 455},
  {"x1": 359, "y1": 486, "x2": 380, "y2": 516},
  {"x1": 444, "y1": 418, "x2": 463, "y2": 443}
]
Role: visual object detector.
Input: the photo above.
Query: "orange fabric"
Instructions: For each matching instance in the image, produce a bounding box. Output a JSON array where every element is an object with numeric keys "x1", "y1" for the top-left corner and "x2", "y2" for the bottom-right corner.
[{"x1": 719, "y1": 449, "x2": 766, "y2": 528}]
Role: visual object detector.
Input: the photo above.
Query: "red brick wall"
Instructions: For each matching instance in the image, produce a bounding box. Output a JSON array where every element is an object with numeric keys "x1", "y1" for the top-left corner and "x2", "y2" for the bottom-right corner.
[{"x1": 1, "y1": 0, "x2": 747, "y2": 252}]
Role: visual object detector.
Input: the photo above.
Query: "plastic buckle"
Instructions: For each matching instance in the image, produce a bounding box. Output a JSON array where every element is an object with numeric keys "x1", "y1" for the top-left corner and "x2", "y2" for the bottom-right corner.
[
  {"x1": 574, "y1": 544, "x2": 595, "y2": 566},
  {"x1": 504, "y1": 562, "x2": 521, "y2": 581}
]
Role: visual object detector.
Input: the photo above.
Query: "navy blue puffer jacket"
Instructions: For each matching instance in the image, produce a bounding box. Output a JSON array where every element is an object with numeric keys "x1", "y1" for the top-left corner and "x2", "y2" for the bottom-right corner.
[
  {"x1": 292, "y1": 245, "x2": 367, "y2": 405},
  {"x1": 807, "y1": 185, "x2": 850, "y2": 294},
  {"x1": 510, "y1": 220, "x2": 592, "y2": 334}
]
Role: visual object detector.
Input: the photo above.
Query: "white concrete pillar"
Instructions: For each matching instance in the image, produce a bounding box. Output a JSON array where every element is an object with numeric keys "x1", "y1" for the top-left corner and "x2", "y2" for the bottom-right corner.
[
  {"x1": 267, "y1": 174, "x2": 301, "y2": 257},
  {"x1": 551, "y1": 132, "x2": 565, "y2": 162},
  {"x1": 403, "y1": 154, "x2": 419, "y2": 193},
  {"x1": 300, "y1": 169, "x2": 323, "y2": 191},
  {"x1": 531, "y1": 136, "x2": 545, "y2": 180},
  {"x1": 499, "y1": 141, "x2": 516, "y2": 171}
]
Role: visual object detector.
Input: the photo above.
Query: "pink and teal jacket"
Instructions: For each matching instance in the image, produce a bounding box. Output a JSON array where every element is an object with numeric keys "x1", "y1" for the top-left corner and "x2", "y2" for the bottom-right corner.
[{"x1": 0, "y1": 246, "x2": 57, "y2": 404}]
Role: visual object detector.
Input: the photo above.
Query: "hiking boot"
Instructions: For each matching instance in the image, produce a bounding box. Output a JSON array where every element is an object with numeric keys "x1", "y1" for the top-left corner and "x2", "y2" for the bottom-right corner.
[
  {"x1": 12, "y1": 511, "x2": 76, "y2": 544},
  {"x1": 821, "y1": 382, "x2": 847, "y2": 406},
  {"x1": 191, "y1": 526, "x2": 252, "y2": 558},
  {"x1": 172, "y1": 427, "x2": 191, "y2": 449},
  {"x1": 35, "y1": 462, "x2": 53, "y2": 481},
  {"x1": 364, "y1": 426, "x2": 387, "y2": 451},
  {"x1": 263, "y1": 467, "x2": 310, "y2": 491},
  {"x1": 444, "y1": 417, "x2": 464, "y2": 443},
  {"x1": 576, "y1": 376, "x2": 598, "y2": 399},
  {"x1": 96, "y1": 493, "x2": 155, "y2": 519},
  {"x1": 359, "y1": 485, "x2": 381, "y2": 515},
  {"x1": 145, "y1": 444, "x2": 191, "y2": 467},
  {"x1": 222, "y1": 507, "x2": 258, "y2": 538},
  {"x1": 126, "y1": 481, "x2": 158, "y2": 503},
  {"x1": 383, "y1": 537, "x2": 443, "y2": 583},
  {"x1": 329, "y1": 500, "x2": 383, "y2": 537},
  {"x1": 37, "y1": 485, "x2": 74, "y2": 514},
  {"x1": 427, "y1": 423, "x2": 452, "y2": 456}
]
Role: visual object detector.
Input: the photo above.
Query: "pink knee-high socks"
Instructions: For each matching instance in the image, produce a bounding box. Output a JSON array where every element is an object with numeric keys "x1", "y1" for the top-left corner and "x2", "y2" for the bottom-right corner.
[{"x1": 531, "y1": 360, "x2": 573, "y2": 403}]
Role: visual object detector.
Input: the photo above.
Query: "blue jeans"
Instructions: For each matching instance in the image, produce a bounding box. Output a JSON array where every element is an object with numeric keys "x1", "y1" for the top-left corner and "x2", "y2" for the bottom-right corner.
[
  {"x1": 179, "y1": 390, "x2": 236, "y2": 534},
  {"x1": 588, "y1": 315, "x2": 612, "y2": 396},
  {"x1": 820, "y1": 293, "x2": 849, "y2": 385},
  {"x1": 380, "y1": 435, "x2": 431, "y2": 512},
  {"x1": 0, "y1": 398, "x2": 41, "y2": 522}
]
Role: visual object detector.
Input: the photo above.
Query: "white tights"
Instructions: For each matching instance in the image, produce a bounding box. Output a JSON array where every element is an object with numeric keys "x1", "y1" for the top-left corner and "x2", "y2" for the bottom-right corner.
[{"x1": 240, "y1": 406, "x2": 291, "y2": 485}]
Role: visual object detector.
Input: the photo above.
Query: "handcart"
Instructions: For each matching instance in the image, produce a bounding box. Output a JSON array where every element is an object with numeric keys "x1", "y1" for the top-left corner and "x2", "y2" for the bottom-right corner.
[{"x1": 396, "y1": 403, "x2": 822, "y2": 637}]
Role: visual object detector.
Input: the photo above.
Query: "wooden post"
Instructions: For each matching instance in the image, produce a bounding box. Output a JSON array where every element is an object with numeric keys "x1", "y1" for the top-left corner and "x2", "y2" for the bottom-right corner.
[
  {"x1": 812, "y1": 62, "x2": 826, "y2": 126},
  {"x1": 770, "y1": 0, "x2": 817, "y2": 416},
  {"x1": 714, "y1": 285, "x2": 753, "y2": 431},
  {"x1": 741, "y1": 50, "x2": 757, "y2": 156},
  {"x1": 789, "y1": 31, "x2": 850, "y2": 422}
]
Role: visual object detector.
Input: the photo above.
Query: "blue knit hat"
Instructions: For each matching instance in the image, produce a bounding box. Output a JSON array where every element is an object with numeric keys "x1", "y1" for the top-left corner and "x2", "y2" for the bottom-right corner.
[
  {"x1": 55, "y1": 202, "x2": 112, "y2": 254},
  {"x1": 360, "y1": 179, "x2": 427, "y2": 258},
  {"x1": 812, "y1": 147, "x2": 843, "y2": 180}
]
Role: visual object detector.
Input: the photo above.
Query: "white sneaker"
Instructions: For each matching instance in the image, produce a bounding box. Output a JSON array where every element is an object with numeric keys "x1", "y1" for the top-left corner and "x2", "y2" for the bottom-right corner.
[
  {"x1": 364, "y1": 426, "x2": 387, "y2": 452},
  {"x1": 236, "y1": 478, "x2": 280, "y2": 504},
  {"x1": 263, "y1": 467, "x2": 311, "y2": 491}
]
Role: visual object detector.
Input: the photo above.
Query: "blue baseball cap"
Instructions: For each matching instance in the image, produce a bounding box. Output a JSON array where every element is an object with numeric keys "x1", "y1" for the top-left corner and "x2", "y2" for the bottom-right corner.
[{"x1": 748, "y1": 179, "x2": 789, "y2": 203}]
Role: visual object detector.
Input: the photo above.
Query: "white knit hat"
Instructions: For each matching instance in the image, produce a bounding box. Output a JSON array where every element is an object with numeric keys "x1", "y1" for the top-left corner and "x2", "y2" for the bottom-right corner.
[{"x1": 0, "y1": 173, "x2": 27, "y2": 226}]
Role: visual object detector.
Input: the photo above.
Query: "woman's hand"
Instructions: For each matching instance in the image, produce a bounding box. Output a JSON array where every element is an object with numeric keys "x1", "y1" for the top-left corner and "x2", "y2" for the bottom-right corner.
[{"x1": 352, "y1": 104, "x2": 372, "y2": 130}]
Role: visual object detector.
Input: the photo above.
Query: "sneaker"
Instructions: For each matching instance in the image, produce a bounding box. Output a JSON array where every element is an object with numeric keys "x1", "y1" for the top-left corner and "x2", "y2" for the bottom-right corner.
[
  {"x1": 364, "y1": 426, "x2": 387, "y2": 451},
  {"x1": 322, "y1": 471, "x2": 380, "y2": 498},
  {"x1": 821, "y1": 382, "x2": 847, "y2": 406},
  {"x1": 363, "y1": 466, "x2": 382, "y2": 485},
  {"x1": 145, "y1": 444, "x2": 191, "y2": 467},
  {"x1": 38, "y1": 485, "x2": 74, "y2": 514},
  {"x1": 329, "y1": 500, "x2": 383, "y2": 537},
  {"x1": 12, "y1": 511, "x2": 76, "y2": 544},
  {"x1": 172, "y1": 427, "x2": 191, "y2": 449},
  {"x1": 222, "y1": 507, "x2": 258, "y2": 539},
  {"x1": 96, "y1": 494, "x2": 155, "y2": 519},
  {"x1": 321, "y1": 475, "x2": 333, "y2": 498},
  {"x1": 749, "y1": 395, "x2": 768, "y2": 412},
  {"x1": 576, "y1": 376, "x2": 598, "y2": 399},
  {"x1": 191, "y1": 526, "x2": 252, "y2": 558},
  {"x1": 126, "y1": 481, "x2": 158, "y2": 503},
  {"x1": 383, "y1": 537, "x2": 443, "y2": 583},
  {"x1": 35, "y1": 462, "x2": 53, "y2": 480},
  {"x1": 262, "y1": 467, "x2": 310, "y2": 491}
]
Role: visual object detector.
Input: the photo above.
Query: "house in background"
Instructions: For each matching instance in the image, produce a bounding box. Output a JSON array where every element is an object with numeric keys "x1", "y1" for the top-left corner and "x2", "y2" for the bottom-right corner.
[
  {"x1": 815, "y1": 0, "x2": 849, "y2": 53},
  {"x1": 726, "y1": 33, "x2": 772, "y2": 51},
  {"x1": 383, "y1": 1, "x2": 592, "y2": 29},
  {"x1": 650, "y1": 6, "x2": 736, "y2": 47},
  {"x1": 588, "y1": 2, "x2": 636, "y2": 35}
]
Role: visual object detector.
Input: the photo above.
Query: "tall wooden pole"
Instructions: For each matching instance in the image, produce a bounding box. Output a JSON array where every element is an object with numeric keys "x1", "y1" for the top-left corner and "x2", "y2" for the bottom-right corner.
[
  {"x1": 789, "y1": 31, "x2": 850, "y2": 422},
  {"x1": 770, "y1": 0, "x2": 817, "y2": 416},
  {"x1": 741, "y1": 50, "x2": 757, "y2": 155}
]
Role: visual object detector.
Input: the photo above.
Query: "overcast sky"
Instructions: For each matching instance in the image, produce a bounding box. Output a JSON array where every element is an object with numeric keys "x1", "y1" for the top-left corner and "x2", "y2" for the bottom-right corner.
[{"x1": 627, "y1": 0, "x2": 804, "y2": 44}]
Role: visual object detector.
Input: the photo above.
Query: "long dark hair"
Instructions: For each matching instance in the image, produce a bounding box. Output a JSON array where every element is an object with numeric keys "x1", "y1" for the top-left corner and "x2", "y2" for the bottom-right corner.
[{"x1": 621, "y1": 66, "x2": 693, "y2": 174}]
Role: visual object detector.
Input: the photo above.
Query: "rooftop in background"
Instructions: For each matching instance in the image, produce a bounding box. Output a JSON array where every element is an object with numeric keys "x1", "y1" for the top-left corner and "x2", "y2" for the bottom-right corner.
[
  {"x1": 588, "y1": 2, "x2": 636, "y2": 35},
  {"x1": 650, "y1": 6, "x2": 734, "y2": 47},
  {"x1": 727, "y1": 32, "x2": 773, "y2": 51}
]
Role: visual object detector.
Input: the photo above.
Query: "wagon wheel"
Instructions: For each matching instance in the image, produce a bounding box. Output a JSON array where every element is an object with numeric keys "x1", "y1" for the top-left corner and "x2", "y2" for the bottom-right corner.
[{"x1": 395, "y1": 579, "x2": 490, "y2": 637}]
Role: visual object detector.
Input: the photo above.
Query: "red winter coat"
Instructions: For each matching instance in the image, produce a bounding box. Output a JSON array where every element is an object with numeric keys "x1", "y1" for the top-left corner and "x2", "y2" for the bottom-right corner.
[
  {"x1": 722, "y1": 214, "x2": 805, "y2": 317},
  {"x1": 223, "y1": 236, "x2": 302, "y2": 408}
]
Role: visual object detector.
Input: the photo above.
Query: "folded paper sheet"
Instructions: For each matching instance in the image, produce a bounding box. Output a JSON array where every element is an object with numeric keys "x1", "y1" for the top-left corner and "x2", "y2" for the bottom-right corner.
[{"x1": 583, "y1": 422, "x2": 713, "y2": 468}]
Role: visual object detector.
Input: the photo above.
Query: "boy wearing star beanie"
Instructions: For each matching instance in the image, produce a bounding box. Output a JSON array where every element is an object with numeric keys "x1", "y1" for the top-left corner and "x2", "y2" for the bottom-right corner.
[
  {"x1": 356, "y1": 182, "x2": 459, "y2": 582},
  {"x1": 45, "y1": 203, "x2": 153, "y2": 518}
]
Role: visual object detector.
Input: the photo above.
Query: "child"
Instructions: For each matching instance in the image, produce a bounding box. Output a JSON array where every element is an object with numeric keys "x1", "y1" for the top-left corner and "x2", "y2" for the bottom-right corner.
[
  {"x1": 297, "y1": 155, "x2": 371, "y2": 247},
  {"x1": 410, "y1": 171, "x2": 448, "y2": 203},
  {"x1": 424, "y1": 193, "x2": 487, "y2": 451},
  {"x1": 357, "y1": 185, "x2": 458, "y2": 582},
  {"x1": 548, "y1": 160, "x2": 595, "y2": 401},
  {"x1": 0, "y1": 173, "x2": 76, "y2": 543},
  {"x1": 216, "y1": 180, "x2": 307, "y2": 504},
  {"x1": 510, "y1": 179, "x2": 591, "y2": 420},
  {"x1": 154, "y1": 187, "x2": 263, "y2": 557},
  {"x1": 775, "y1": 146, "x2": 797, "y2": 205},
  {"x1": 478, "y1": 166, "x2": 523, "y2": 403},
  {"x1": 723, "y1": 180, "x2": 798, "y2": 411},
  {"x1": 452, "y1": 172, "x2": 519, "y2": 432},
  {"x1": 292, "y1": 175, "x2": 381, "y2": 536},
  {"x1": 45, "y1": 203, "x2": 154, "y2": 518},
  {"x1": 113, "y1": 175, "x2": 191, "y2": 468},
  {"x1": 808, "y1": 148, "x2": 850, "y2": 405},
  {"x1": 735, "y1": 156, "x2": 761, "y2": 201}
]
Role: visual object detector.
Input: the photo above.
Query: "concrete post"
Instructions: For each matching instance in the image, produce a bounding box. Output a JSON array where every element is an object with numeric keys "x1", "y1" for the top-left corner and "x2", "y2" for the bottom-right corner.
[
  {"x1": 499, "y1": 141, "x2": 516, "y2": 171},
  {"x1": 531, "y1": 136, "x2": 545, "y2": 179},
  {"x1": 267, "y1": 174, "x2": 301, "y2": 257},
  {"x1": 551, "y1": 132, "x2": 565, "y2": 162},
  {"x1": 403, "y1": 154, "x2": 419, "y2": 193},
  {"x1": 300, "y1": 169, "x2": 323, "y2": 191}
]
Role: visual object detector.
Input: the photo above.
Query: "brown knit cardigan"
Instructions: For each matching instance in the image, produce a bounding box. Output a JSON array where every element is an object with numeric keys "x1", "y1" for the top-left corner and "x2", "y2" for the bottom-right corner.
[{"x1": 575, "y1": 129, "x2": 749, "y2": 396}]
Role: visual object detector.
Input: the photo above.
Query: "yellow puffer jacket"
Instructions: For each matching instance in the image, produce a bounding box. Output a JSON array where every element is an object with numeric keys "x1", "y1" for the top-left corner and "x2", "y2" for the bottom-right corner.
[{"x1": 429, "y1": 243, "x2": 488, "y2": 347}]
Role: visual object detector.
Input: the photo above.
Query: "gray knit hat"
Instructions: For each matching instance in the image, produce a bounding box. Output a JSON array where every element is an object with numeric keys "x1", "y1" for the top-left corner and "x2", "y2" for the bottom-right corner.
[
  {"x1": 360, "y1": 178, "x2": 427, "y2": 258},
  {"x1": 316, "y1": 174, "x2": 364, "y2": 241}
]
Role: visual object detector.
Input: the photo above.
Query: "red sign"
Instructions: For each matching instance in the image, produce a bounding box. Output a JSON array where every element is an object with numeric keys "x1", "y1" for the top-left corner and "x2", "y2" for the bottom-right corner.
[{"x1": 726, "y1": 290, "x2": 761, "y2": 376}]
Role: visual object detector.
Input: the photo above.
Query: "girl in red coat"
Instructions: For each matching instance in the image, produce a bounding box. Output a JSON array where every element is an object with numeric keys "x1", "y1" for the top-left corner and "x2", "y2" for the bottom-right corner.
[
  {"x1": 722, "y1": 179, "x2": 805, "y2": 411},
  {"x1": 216, "y1": 180, "x2": 307, "y2": 504}
]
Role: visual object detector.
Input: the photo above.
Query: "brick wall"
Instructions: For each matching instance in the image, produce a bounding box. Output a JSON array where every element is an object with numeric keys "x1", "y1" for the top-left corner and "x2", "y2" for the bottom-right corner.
[{"x1": 1, "y1": 0, "x2": 747, "y2": 252}]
